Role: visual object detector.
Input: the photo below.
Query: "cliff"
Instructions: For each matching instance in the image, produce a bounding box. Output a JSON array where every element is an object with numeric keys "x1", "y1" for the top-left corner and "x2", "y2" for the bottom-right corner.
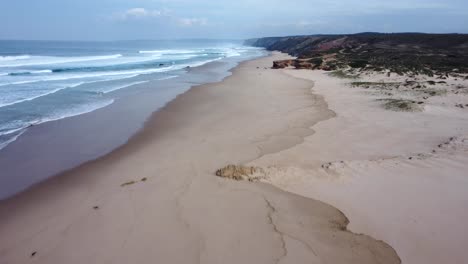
[{"x1": 245, "y1": 33, "x2": 468, "y2": 74}]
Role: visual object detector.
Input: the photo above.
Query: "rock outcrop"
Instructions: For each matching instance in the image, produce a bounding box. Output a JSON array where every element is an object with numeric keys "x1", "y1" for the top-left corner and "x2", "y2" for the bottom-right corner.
[{"x1": 272, "y1": 59, "x2": 295, "y2": 69}]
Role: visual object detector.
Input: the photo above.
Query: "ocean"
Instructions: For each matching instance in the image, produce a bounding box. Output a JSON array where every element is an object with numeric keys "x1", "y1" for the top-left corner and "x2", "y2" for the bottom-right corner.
[
  {"x1": 0, "y1": 39, "x2": 266, "y2": 198},
  {"x1": 0, "y1": 40, "x2": 265, "y2": 150}
]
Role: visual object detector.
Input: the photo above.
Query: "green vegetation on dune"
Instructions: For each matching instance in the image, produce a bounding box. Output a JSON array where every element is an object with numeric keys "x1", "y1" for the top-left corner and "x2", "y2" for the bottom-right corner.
[
  {"x1": 351, "y1": 82, "x2": 401, "y2": 89},
  {"x1": 377, "y1": 98, "x2": 424, "y2": 112},
  {"x1": 328, "y1": 70, "x2": 360, "y2": 79},
  {"x1": 248, "y1": 33, "x2": 468, "y2": 75},
  {"x1": 349, "y1": 60, "x2": 369, "y2": 68}
]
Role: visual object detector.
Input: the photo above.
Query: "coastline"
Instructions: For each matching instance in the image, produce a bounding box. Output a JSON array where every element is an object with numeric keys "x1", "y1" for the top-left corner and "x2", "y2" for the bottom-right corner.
[
  {"x1": 0, "y1": 53, "x2": 400, "y2": 264},
  {"x1": 0, "y1": 55, "x2": 260, "y2": 199}
]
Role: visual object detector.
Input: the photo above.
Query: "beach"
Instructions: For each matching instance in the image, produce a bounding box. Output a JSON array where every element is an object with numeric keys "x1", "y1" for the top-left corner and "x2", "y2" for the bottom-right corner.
[
  {"x1": 253, "y1": 68, "x2": 468, "y2": 264},
  {"x1": 2, "y1": 1, "x2": 467, "y2": 262},
  {"x1": 0, "y1": 52, "x2": 401, "y2": 263},
  {"x1": 0, "y1": 42, "x2": 264, "y2": 199},
  {"x1": 2, "y1": 50, "x2": 468, "y2": 264}
]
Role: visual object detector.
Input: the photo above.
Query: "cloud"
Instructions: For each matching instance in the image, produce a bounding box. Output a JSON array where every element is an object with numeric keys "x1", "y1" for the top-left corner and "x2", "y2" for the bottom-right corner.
[
  {"x1": 178, "y1": 18, "x2": 208, "y2": 27},
  {"x1": 117, "y1": 8, "x2": 166, "y2": 20},
  {"x1": 113, "y1": 8, "x2": 207, "y2": 27}
]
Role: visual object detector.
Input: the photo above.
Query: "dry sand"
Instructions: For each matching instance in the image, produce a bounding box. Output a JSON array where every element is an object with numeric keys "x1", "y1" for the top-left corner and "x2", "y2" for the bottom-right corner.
[
  {"x1": 0, "y1": 53, "x2": 400, "y2": 264},
  {"x1": 252, "y1": 68, "x2": 468, "y2": 264}
]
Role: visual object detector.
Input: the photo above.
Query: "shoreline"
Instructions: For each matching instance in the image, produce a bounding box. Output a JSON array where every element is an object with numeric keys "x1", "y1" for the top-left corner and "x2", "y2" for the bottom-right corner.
[
  {"x1": 0, "y1": 54, "x2": 263, "y2": 200},
  {"x1": 0, "y1": 52, "x2": 399, "y2": 264}
]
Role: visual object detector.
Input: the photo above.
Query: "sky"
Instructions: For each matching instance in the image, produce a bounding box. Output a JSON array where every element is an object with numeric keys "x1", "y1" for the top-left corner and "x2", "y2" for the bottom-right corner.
[{"x1": 1, "y1": 0, "x2": 467, "y2": 41}]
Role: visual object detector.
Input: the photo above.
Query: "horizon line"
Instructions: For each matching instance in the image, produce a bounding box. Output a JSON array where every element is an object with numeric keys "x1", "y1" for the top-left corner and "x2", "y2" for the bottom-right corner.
[{"x1": 1, "y1": 31, "x2": 468, "y2": 42}]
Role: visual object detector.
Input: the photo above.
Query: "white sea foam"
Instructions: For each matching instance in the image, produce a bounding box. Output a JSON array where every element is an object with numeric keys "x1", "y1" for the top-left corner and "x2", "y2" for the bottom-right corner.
[
  {"x1": 0, "y1": 65, "x2": 177, "y2": 87},
  {"x1": 7, "y1": 69, "x2": 53, "y2": 76},
  {"x1": 184, "y1": 57, "x2": 223, "y2": 68},
  {"x1": 41, "y1": 99, "x2": 115, "y2": 124},
  {"x1": 0, "y1": 82, "x2": 85, "y2": 108},
  {"x1": 139, "y1": 49, "x2": 196, "y2": 55},
  {"x1": 31, "y1": 70, "x2": 53, "y2": 74},
  {"x1": 0, "y1": 126, "x2": 26, "y2": 137},
  {"x1": 0, "y1": 55, "x2": 31, "y2": 61},
  {"x1": 0, "y1": 54, "x2": 123, "y2": 68},
  {"x1": 160, "y1": 54, "x2": 199, "y2": 60},
  {"x1": 0, "y1": 99, "x2": 115, "y2": 150},
  {"x1": 101, "y1": 81, "x2": 149, "y2": 94},
  {"x1": 0, "y1": 88, "x2": 65, "y2": 108},
  {"x1": 0, "y1": 80, "x2": 40, "y2": 87},
  {"x1": 0, "y1": 72, "x2": 181, "y2": 108},
  {"x1": 157, "y1": 75, "x2": 178, "y2": 81},
  {"x1": 225, "y1": 50, "x2": 241, "y2": 57},
  {"x1": 0, "y1": 129, "x2": 27, "y2": 150},
  {"x1": 98, "y1": 75, "x2": 180, "y2": 94},
  {"x1": 0, "y1": 43, "x2": 266, "y2": 154}
]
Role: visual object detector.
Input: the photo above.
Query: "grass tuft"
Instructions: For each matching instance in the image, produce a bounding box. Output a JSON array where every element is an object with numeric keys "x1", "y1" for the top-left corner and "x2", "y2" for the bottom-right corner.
[
  {"x1": 328, "y1": 70, "x2": 359, "y2": 79},
  {"x1": 377, "y1": 98, "x2": 423, "y2": 112}
]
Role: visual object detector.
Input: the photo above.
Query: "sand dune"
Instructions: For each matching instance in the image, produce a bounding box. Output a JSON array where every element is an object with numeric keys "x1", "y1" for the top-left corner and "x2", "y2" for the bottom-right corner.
[{"x1": 252, "y1": 68, "x2": 468, "y2": 264}]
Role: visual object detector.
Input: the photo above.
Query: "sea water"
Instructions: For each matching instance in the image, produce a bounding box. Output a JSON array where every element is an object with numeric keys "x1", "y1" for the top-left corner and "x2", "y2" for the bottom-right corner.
[{"x1": 0, "y1": 39, "x2": 265, "y2": 150}]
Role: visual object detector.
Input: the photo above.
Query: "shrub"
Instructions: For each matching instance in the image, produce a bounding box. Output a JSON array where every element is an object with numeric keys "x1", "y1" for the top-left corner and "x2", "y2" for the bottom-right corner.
[
  {"x1": 349, "y1": 60, "x2": 368, "y2": 68},
  {"x1": 309, "y1": 57, "x2": 323, "y2": 65}
]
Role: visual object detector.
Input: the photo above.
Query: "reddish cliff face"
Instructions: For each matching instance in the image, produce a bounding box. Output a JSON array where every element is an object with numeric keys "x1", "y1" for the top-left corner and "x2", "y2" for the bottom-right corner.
[
  {"x1": 272, "y1": 60, "x2": 295, "y2": 69},
  {"x1": 315, "y1": 37, "x2": 349, "y2": 52}
]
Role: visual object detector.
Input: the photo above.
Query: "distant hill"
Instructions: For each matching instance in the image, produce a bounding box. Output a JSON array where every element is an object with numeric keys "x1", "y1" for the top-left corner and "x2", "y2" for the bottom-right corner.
[{"x1": 246, "y1": 33, "x2": 468, "y2": 74}]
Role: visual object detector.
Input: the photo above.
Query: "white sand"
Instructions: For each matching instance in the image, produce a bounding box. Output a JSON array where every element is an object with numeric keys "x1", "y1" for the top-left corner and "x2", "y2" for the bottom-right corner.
[{"x1": 252, "y1": 68, "x2": 468, "y2": 264}]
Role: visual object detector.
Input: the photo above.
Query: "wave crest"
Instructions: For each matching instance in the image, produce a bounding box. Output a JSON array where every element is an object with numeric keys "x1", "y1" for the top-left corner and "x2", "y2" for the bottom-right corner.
[
  {"x1": 0, "y1": 54, "x2": 123, "y2": 67},
  {"x1": 0, "y1": 55, "x2": 31, "y2": 61}
]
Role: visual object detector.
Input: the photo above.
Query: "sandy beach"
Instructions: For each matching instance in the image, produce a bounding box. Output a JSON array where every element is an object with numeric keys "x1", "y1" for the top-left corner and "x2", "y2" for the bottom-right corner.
[
  {"x1": 3, "y1": 50, "x2": 468, "y2": 264},
  {"x1": 252, "y1": 67, "x2": 468, "y2": 264},
  {"x1": 0, "y1": 57, "x2": 244, "y2": 199},
  {"x1": 0, "y1": 53, "x2": 400, "y2": 264}
]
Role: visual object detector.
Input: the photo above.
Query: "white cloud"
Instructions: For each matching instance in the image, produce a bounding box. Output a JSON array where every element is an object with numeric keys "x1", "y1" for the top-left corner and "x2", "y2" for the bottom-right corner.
[
  {"x1": 118, "y1": 8, "x2": 165, "y2": 20},
  {"x1": 178, "y1": 18, "x2": 208, "y2": 27},
  {"x1": 113, "y1": 8, "x2": 207, "y2": 27}
]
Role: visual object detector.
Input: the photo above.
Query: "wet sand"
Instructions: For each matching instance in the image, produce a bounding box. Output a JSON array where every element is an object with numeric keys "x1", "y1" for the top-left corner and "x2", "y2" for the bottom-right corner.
[
  {"x1": 0, "y1": 53, "x2": 399, "y2": 263},
  {"x1": 0, "y1": 60, "x2": 236, "y2": 199}
]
